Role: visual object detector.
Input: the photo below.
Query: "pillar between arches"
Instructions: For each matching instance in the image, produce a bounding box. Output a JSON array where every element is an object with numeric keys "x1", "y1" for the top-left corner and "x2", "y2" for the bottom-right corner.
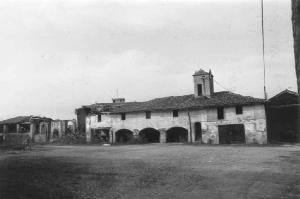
[
  {"x1": 159, "y1": 128, "x2": 166, "y2": 143},
  {"x1": 109, "y1": 128, "x2": 114, "y2": 144},
  {"x1": 86, "y1": 128, "x2": 91, "y2": 142}
]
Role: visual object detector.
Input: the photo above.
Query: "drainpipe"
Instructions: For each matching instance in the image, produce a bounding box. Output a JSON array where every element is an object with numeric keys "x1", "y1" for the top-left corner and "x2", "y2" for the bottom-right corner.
[{"x1": 187, "y1": 108, "x2": 193, "y2": 143}]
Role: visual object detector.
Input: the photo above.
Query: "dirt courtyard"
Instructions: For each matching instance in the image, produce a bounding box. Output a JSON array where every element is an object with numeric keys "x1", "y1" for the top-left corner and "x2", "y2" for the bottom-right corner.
[{"x1": 0, "y1": 144, "x2": 299, "y2": 199}]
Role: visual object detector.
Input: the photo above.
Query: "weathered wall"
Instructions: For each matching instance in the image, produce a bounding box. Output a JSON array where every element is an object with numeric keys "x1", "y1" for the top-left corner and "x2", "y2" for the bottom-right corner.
[
  {"x1": 33, "y1": 122, "x2": 51, "y2": 143},
  {"x1": 76, "y1": 108, "x2": 89, "y2": 133},
  {"x1": 34, "y1": 133, "x2": 47, "y2": 143},
  {"x1": 1, "y1": 122, "x2": 36, "y2": 141},
  {"x1": 86, "y1": 105, "x2": 267, "y2": 144},
  {"x1": 193, "y1": 76, "x2": 213, "y2": 97},
  {"x1": 199, "y1": 105, "x2": 267, "y2": 144},
  {"x1": 50, "y1": 121, "x2": 65, "y2": 140},
  {"x1": 3, "y1": 133, "x2": 31, "y2": 144},
  {"x1": 66, "y1": 120, "x2": 76, "y2": 134}
]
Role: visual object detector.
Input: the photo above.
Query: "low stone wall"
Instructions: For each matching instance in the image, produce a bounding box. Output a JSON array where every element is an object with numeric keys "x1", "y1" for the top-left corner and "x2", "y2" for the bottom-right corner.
[
  {"x1": 33, "y1": 134, "x2": 47, "y2": 143},
  {"x1": 3, "y1": 133, "x2": 31, "y2": 145}
]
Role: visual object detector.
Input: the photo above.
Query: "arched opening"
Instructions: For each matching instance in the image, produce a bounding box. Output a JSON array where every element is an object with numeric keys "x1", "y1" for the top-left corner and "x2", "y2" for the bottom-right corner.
[
  {"x1": 166, "y1": 127, "x2": 188, "y2": 143},
  {"x1": 115, "y1": 129, "x2": 134, "y2": 144},
  {"x1": 53, "y1": 129, "x2": 59, "y2": 138},
  {"x1": 139, "y1": 128, "x2": 160, "y2": 143}
]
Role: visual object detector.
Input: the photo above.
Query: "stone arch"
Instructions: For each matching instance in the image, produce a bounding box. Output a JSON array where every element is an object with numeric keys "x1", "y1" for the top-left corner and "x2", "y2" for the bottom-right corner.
[
  {"x1": 166, "y1": 127, "x2": 188, "y2": 143},
  {"x1": 115, "y1": 129, "x2": 134, "y2": 144},
  {"x1": 139, "y1": 128, "x2": 160, "y2": 143}
]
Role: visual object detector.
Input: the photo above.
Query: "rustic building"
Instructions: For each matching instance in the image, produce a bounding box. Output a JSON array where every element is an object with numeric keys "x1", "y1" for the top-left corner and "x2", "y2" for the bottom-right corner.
[
  {"x1": 0, "y1": 116, "x2": 52, "y2": 143},
  {"x1": 79, "y1": 69, "x2": 267, "y2": 145},
  {"x1": 0, "y1": 116, "x2": 76, "y2": 143},
  {"x1": 266, "y1": 89, "x2": 300, "y2": 142}
]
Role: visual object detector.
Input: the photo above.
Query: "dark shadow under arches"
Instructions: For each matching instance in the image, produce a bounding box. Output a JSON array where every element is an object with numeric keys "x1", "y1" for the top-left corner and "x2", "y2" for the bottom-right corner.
[
  {"x1": 139, "y1": 128, "x2": 160, "y2": 143},
  {"x1": 166, "y1": 127, "x2": 188, "y2": 143},
  {"x1": 115, "y1": 129, "x2": 134, "y2": 144}
]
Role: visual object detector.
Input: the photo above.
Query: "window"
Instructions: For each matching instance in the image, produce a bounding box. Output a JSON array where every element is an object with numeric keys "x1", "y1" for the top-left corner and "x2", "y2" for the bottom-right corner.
[
  {"x1": 235, "y1": 106, "x2": 243, "y2": 115},
  {"x1": 217, "y1": 107, "x2": 224, "y2": 120},
  {"x1": 97, "y1": 114, "x2": 102, "y2": 122},
  {"x1": 121, "y1": 113, "x2": 126, "y2": 120},
  {"x1": 197, "y1": 84, "x2": 203, "y2": 96},
  {"x1": 173, "y1": 110, "x2": 178, "y2": 117},
  {"x1": 146, "y1": 111, "x2": 151, "y2": 119}
]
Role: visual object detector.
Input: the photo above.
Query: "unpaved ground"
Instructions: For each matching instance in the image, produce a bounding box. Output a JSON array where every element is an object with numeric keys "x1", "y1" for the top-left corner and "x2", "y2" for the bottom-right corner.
[{"x1": 0, "y1": 144, "x2": 299, "y2": 199}]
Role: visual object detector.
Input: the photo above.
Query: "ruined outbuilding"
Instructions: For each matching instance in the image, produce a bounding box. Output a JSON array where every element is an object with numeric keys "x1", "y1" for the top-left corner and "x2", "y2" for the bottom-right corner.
[
  {"x1": 50, "y1": 120, "x2": 76, "y2": 142},
  {"x1": 0, "y1": 116, "x2": 52, "y2": 143},
  {"x1": 78, "y1": 69, "x2": 267, "y2": 145},
  {"x1": 0, "y1": 116, "x2": 76, "y2": 143}
]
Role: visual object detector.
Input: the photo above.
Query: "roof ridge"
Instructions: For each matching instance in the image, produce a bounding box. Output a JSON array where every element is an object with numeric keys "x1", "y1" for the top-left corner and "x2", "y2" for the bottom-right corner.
[{"x1": 269, "y1": 89, "x2": 299, "y2": 100}]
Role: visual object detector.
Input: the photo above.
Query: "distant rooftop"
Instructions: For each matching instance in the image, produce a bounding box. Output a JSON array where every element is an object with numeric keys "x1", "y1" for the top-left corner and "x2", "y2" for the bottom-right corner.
[{"x1": 0, "y1": 116, "x2": 52, "y2": 124}]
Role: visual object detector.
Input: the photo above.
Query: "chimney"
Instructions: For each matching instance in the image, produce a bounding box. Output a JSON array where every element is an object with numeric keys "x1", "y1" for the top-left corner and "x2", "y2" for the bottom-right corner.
[{"x1": 112, "y1": 98, "x2": 125, "y2": 103}]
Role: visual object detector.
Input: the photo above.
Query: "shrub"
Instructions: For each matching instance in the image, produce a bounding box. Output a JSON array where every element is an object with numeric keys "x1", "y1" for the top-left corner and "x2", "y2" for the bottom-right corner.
[{"x1": 51, "y1": 132, "x2": 86, "y2": 144}]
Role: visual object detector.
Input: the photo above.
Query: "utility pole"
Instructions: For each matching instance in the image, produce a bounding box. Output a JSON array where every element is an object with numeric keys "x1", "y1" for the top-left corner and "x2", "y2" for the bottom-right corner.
[
  {"x1": 261, "y1": 0, "x2": 267, "y2": 100},
  {"x1": 292, "y1": 0, "x2": 300, "y2": 95}
]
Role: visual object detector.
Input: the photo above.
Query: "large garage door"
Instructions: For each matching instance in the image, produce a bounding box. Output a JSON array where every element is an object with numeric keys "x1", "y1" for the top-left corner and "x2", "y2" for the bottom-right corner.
[{"x1": 218, "y1": 124, "x2": 245, "y2": 144}]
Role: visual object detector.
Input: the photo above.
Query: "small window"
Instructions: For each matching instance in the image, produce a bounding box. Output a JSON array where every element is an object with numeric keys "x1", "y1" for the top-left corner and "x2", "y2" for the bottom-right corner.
[
  {"x1": 146, "y1": 111, "x2": 151, "y2": 119},
  {"x1": 235, "y1": 106, "x2": 243, "y2": 115},
  {"x1": 217, "y1": 107, "x2": 224, "y2": 120},
  {"x1": 121, "y1": 113, "x2": 126, "y2": 120},
  {"x1": 97, "y1": 114, "x2": 102, "y2": 122},
  {"x1": 197, "y1": 84, "x2": 202, "y2": 96},
  {"x1": 173, "y1": 110, "x2": 178, "y2": 117}
]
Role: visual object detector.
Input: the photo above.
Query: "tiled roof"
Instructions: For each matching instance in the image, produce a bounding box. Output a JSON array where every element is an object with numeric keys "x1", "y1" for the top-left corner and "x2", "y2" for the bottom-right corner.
[
  {"x1": 87, "y1": 91, "x2": 265, "y2": 114},
  {"x1": 267, "y1": 89, "x2": 299, "y2": 105},
  {"x1": 268, "y1": 89, "x2": 298, "y2": 101},
  {"x1": 0, "y1": 116, "x2": 52, "y2": 124},
  {"x1": 0, "y1": 116, "x2": 32, "y2": 124}
]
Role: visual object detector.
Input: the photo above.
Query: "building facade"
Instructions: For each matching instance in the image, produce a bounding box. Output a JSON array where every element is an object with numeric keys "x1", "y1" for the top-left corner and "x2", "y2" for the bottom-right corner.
[{"x1": 81, "y1": 69, "x2": 267, "y2": 144}]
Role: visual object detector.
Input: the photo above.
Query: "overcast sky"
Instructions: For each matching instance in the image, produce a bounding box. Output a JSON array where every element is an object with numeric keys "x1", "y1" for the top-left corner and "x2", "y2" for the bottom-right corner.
[{"x1": 0, "y1": 0, "x2": 296, "y2": 120}]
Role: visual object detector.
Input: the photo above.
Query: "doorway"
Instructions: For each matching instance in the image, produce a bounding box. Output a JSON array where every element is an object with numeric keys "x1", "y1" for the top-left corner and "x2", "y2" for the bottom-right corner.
[
  {"x1": 218, "y1": 124, "x2": 245, "y2": 144},
  {"x1": 194, "y1": 122, "x2": 202, "y2": 141}
]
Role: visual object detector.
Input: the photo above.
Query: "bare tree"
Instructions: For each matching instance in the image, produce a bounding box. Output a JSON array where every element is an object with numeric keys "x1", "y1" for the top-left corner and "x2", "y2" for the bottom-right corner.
[{"x1": 292, "y1": 0, "x2": 300, "y2": 94}]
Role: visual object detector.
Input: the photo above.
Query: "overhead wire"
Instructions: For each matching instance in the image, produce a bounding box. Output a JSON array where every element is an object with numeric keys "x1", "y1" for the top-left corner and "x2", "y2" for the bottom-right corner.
[{"x1": 213, "y1": 79, "x2": 231, "y2": 92}]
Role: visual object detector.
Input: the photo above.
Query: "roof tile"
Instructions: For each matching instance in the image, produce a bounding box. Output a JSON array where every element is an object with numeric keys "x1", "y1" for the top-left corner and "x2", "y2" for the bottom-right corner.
[{"x1": 87, "y1": 91, "x2": 265, "y2": 114}]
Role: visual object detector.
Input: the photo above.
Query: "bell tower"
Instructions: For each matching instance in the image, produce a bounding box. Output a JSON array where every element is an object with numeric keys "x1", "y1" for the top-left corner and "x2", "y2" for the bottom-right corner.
[{"x1": 193, "y1": 69, "x2": 214, "y2": 98}]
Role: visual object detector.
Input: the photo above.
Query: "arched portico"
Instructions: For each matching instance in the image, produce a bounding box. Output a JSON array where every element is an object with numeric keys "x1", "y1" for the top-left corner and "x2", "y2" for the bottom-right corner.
[
  {"x1": 166, "y1": 127, "x2": 188, "y2": 143},
  {"x1": 139, "y1": 128, "x2": 160, "y2": 143},
  {"x1": 115, "y1": 129, "x2": 134, "y2": 144}
]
